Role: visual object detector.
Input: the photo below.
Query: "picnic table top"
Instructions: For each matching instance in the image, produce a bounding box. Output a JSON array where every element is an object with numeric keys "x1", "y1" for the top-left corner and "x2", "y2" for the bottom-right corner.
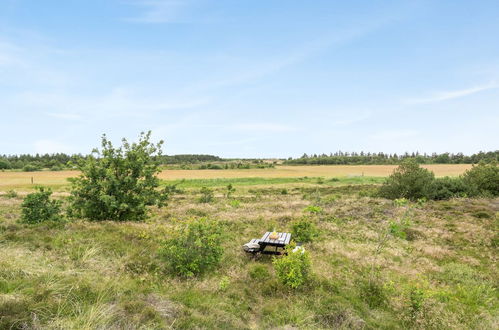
[{"x1": 259, "y1": 231, "x2": 291, "y2": 246}]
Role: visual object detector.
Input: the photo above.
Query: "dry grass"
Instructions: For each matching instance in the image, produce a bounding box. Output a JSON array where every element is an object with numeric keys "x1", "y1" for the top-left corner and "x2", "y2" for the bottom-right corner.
[{"x1": 0, "y1": 164, "x2": 472, "y2": 191}]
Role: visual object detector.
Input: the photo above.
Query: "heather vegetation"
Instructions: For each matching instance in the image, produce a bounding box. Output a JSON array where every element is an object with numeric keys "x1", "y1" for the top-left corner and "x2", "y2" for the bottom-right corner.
[{"x1": 0, "y1": 135, "x2": 497, "y2": 328}]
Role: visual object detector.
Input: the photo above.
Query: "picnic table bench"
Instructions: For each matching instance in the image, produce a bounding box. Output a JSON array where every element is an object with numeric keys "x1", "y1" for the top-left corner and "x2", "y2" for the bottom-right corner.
[{"x1": 243, "y1": 231, "x2": 292, "y2": 255}]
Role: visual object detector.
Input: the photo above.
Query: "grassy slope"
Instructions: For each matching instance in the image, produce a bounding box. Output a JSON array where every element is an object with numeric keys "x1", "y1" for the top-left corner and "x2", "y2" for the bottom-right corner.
[{"x1": 0, "y1": 184, "x2": 498, "y2": 329}]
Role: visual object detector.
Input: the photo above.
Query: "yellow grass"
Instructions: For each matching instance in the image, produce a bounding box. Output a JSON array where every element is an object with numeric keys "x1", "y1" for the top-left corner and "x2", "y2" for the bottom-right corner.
[{"x1": 0, "y1": 164, "x2": 472, "y2": 191}]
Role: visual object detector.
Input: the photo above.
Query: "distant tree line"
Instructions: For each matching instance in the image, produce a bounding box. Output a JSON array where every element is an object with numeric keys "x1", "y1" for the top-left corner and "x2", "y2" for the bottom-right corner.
[
  {"x1": 284, "y1": 151, "x2": 499, "y2": 165},
  {"x1": 0, "y1": 153, "x2": 223, "y2": 171}
]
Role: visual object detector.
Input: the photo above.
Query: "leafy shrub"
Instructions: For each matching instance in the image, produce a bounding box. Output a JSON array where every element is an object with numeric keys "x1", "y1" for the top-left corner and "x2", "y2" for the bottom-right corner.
[
  {"x1": 20, "y1": 187, "x2": 62, "y2": 224},
  {"x1": 378, "y1": 160, "x2": 434, "y2": 200},
  {"x1": 291, "y1": 217, "x2": 318, "y2": 243},
  {"x1": 462, "y1": 161, "x2": 499, "y2": 197},
  {"x1": 273, "y1": 245, "x2": 311, "y2": 288},
  {"x1": 428, "y1": 177, "x2": 468, "y2": 200},
  {"x1": 280, "y1": 188, "x2": 288, "y2": 195},
  {"x1": 158, "y1": 218, "x2": 223, "y2": 277},
  {"x1": 198, "y1": 187, "x2": 214, "y2": 203},
  {"x1": 68, "y1": 131, "x2": 169, "y2": 221}
]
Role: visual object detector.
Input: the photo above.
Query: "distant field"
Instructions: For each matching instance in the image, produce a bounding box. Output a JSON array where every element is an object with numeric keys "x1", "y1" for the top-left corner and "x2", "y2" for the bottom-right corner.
[{"x1": 0, "y1": 164, "x2": 472, "y2": 191}]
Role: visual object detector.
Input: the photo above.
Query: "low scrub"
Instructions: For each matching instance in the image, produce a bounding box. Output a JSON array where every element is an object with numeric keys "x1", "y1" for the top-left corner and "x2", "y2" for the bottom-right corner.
[
  {"x1": 20, "y1": 187, "x2": 62, "y2": 224},
  {"x1": 291, "y1": 217, "x2": 318, "y2": 243},
  {"x1": 379, "y1": 160, "x2": 498, "y2": 200},
  {"x1": 158, "y1": 218, "x2": 223, "y2": 277},
  {"x1": 273, "y1": 245, "x2": 311, "y2": 289}
]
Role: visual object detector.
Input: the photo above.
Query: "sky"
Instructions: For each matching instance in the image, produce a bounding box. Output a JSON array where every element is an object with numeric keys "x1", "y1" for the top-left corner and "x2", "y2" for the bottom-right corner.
[{"x1": 0, "y1": 0, "x2": 498, "y2": 158}]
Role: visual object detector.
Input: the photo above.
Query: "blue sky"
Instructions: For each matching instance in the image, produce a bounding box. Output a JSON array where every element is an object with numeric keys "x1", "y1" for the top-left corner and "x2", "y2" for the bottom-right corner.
[{"x1": 0, "y1": 0, "x2": 498, "y2": 157}]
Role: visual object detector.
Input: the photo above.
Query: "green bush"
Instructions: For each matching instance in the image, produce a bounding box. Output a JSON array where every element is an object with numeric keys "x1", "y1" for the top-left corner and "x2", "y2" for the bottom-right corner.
[
  {"x1": 68, "y1": 131, "x2": 169, "y2": 221},
  {"x1": 158, "y1": 218, "x2": 223, "y2": 277},
  {"x1": 21, "y1": 187, "x2": 62, "y2": 224},
  {"x1": 273, "y1": 245, "x2": 311, "y2": 288},
  {"x1": 22, "y1": 164, "x2": 40, "y2": 172},
  {"x1": 378, "y1": 160, "x2": 434, "y2": 200},
  {"x1": 198, "y1": 186, "x2": 214, "y2": 203},
  {"x1": 462, "y1": 161, "x2": 499, "y2": 197},
  {"x1": 291, "y1": 217, "x2": 318, "y2": 243},
  {"x1": 428, "y1": 177, "x2": 468, "y2": 200},
  {"x1": 303, "y1": 205, "x2": 322, "y2": 214}
]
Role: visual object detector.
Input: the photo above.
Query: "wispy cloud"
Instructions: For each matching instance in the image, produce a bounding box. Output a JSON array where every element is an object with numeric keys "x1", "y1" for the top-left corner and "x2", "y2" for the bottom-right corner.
[
  {"x1": 124, "y1": 0, "x2": 193, "y2": 23},
  {"x1": 405, "y1": 82, "x2": 499, "y2": 104}
]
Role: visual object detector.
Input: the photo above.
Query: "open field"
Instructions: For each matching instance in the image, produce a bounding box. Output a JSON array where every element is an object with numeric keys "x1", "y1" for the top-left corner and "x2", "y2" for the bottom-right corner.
[
  {"x1": 0, "y1": 183, "x2": 497, "y2": 329},
  {"x1": 0, "y1": 164, "x2": 473, "y2": 191}
]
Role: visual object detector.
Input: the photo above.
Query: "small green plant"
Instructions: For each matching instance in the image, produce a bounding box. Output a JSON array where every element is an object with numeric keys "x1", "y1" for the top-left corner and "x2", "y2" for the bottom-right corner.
[
  {"x1": 225, "y1": 184, "x2": 235, "y2": 198},
  {"x1": 303, "y1": 205, "x2": 322, "y2": 214},
  {"x1": 158, "y1": 218, "x2": 223, "y2": 277},
  {"x1": 20, "y1": 187, "x2": 62, "y2": 224},
  {"x1": 280, "y1": 188, "x2": 288, "y2": 195},
  {"x1": 229, "y1": 199, "x2": 241, "y2": 208},
  {"x1": 218, "y1": 276, "x2": 230, "y2": 291},
  {"x1": 291, "y1": 217, "x2": 319, "y2": 243},
  {"x1": 198, "y1": 186, "x2": 214, "y2": 203},
  {"x1": 273, "y1": 244, "x2": 311, "y2": 289}
]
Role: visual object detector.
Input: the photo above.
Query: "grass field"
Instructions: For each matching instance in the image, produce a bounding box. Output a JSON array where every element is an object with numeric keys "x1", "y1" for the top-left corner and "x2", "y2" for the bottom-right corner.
[
  {"x1": 0, "y1": 164, "x2": 472, "y2": 191},
  {"x1": 0, "y1": 183, "x2": 497, "y2": 329}
]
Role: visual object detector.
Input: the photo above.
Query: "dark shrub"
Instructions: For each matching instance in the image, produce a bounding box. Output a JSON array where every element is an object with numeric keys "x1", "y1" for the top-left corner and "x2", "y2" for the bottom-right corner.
[
  {"x1": 378, "y1": 160, "x2": 434, "y2": 200},
  {"x1": 428, "y1": 177, "x2": 468, "y2": 200},
  {"x1": 21, "y1": 187, "x2": 62, "y2": 224},
  {"x1": 22, "y1": 164, "x2": 40, "y2": 172},
  {"x1": 462, "y1": 161, "x2": 499, "y2": 197},
  {"x1": 68, "y1": 131, "x2": 169, "y2": 221},
  {"x1": 158, "y1": 218, "x2": 223, "y2": 277}
]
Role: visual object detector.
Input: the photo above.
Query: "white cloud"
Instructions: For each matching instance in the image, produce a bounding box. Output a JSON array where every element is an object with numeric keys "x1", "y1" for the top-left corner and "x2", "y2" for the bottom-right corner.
[
  {"x1": 34, "y1": 139, "x2": 73, "y2": 154},
  {"x1": 405, "y1": 82, "x2": 499, "y2": 104}
]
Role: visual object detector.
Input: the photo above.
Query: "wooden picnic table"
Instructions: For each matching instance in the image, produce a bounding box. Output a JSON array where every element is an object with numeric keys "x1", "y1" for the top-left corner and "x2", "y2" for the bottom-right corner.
[{"x1": 243, "y1": 232, "x2": 292, "y2": 255}]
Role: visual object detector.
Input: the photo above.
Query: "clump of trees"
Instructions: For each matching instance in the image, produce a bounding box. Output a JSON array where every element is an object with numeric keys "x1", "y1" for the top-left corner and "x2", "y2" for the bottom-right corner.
[
  {"x1": 285, "y1": 150, "x2": 499, "y2": 165},
  {"x1": 67, "y1": 131, "x2": 169, "y2": 221},
  {"x1": 379, "y1": 160, "x2": 498, "y2": 200}
]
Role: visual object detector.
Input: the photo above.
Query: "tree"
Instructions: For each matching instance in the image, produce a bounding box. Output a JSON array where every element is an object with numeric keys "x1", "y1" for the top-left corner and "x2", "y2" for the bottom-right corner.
[
  {"x1": 68, "y1": 131, "x2": 169, "y2": 221},
  {"x1": 462, "y1": 161, "x2": 499, "y2": 197},
  {"x1": 378, "y1": 160, "x2": 434, "y2": 200}
]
